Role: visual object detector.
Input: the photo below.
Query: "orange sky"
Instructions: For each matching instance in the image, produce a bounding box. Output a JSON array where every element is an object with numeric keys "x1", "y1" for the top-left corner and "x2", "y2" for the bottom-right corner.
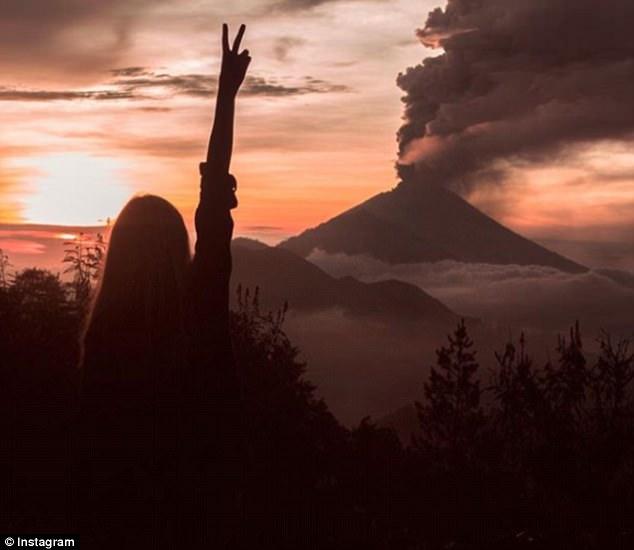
[{"x1": 1, "y1": 0, "x2": 633, "y2": 260}]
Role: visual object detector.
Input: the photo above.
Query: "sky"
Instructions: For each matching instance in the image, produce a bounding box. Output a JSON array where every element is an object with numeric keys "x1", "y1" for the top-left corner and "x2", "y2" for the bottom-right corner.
[{"x1": 1, "y1": 0, "x2": 633, "y2": 270}]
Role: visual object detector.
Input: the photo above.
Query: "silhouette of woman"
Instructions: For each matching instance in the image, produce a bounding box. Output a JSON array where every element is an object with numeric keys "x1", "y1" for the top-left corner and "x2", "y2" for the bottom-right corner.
[{"x1": 78, "y1": 24, "x2": 251, "y2": 549}]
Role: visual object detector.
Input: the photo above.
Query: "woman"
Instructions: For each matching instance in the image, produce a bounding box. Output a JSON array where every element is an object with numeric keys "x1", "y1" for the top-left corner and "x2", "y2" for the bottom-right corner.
[{"x1": 78, "y1": 24, "x2": 251, "y2": 549}]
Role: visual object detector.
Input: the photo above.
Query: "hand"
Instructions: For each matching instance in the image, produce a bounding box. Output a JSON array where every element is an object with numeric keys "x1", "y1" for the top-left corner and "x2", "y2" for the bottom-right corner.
[{"x1": 219, "y1": 23, "x2": 251, "y2": 97}]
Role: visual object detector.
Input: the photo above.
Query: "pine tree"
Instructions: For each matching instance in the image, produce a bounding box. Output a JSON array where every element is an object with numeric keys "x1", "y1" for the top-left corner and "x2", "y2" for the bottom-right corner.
[
  {"x1": 415, "y1": 320, "x2": 484, "y2": 466},
  {"x1": 544, "y1": 322, "x2": 589, "y2": 434},
  {"x1": 491, "y1": 334, "x2": 546, "y2": 468},
  {"x1": 591, "y1": 331, "x2": 633, "y2": 434}
]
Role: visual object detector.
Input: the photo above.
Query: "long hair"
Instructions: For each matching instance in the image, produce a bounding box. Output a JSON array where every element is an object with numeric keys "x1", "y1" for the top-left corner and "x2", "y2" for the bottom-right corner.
[{"x1": 80, "y1": 195, "x2": 191, "y2": 379}]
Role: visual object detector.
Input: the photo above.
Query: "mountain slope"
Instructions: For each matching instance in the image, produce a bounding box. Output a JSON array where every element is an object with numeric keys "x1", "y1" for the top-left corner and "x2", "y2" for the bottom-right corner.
[
  {"x1": 279, "y1": 182, "x2": 586, "y2": 273},
  {"x1": 231, "y1": 238, "x2": 457, "y2": 324},
  {"x1": 231, "y1": 238, "x2": 464, "y2": 423}
]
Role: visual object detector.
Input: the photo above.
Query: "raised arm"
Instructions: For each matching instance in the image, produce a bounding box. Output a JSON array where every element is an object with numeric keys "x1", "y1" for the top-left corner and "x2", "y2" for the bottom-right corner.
[
  {"x1": 187, "y1": 27, "x2": 252, "y2": 506},
  {"x1": 205, "y1": 23, "x2": 251, "y2": 176},
  {"x1": 195, "y1": 23, "x2": 250, "y2": 273},
  {"x1": 189, "y1": 24, "x2": 251, "y2": 383},
  {"x1": 194, "y1": 23, "x2": 251, "y2": 278}
]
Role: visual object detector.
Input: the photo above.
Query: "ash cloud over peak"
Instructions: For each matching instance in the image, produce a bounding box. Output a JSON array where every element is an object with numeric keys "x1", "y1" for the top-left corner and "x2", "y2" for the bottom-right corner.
[{"x1": 396, "y1": 0, "x2": 634, "y2": 191}]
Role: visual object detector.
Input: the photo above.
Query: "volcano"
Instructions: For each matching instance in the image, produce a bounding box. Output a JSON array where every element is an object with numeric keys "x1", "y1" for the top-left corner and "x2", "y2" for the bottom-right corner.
[{"x1": 279, "y1": 181, "x2": 586, "y2": 273}]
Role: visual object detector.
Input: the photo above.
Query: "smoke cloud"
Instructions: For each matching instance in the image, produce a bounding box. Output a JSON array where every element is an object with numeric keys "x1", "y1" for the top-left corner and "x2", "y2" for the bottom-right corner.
[{"x1": 397, "y1": 0, "x2": 634, "y2": 191}]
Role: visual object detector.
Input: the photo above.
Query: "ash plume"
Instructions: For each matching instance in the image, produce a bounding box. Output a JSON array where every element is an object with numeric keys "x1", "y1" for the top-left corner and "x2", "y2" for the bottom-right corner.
[{"x1": 396, "y1": 0, "x2": 634, "y2": 191}]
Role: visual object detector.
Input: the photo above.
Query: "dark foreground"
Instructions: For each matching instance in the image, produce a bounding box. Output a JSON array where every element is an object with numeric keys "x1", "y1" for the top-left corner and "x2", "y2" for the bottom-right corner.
[{"x1": 1, "y1": 268, "x2": 633, "y2": 549}]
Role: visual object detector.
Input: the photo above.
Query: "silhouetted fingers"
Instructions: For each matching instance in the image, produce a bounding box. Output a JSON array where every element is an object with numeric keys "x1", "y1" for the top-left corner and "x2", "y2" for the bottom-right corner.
[
  {"x1": 232, "y1": 24, "x2": 246, "y2": 53},
  {"x1": 222, "y1": 23, "x2": 230, "y2": 53}
]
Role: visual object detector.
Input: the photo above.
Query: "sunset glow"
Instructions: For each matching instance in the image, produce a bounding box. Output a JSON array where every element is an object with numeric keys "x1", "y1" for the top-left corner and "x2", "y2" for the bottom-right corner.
[
  {"x1": 0, "y1": 0, "x2": 632, "y2": 265},
  {"x1": 19, "y1": 154, "x2": 130, "y2": 226}
]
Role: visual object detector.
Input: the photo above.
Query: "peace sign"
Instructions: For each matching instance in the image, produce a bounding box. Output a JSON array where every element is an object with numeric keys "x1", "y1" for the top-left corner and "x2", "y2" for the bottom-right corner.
[{"x1": 219, "y1": 23, "x2": 251, "y2": 96}]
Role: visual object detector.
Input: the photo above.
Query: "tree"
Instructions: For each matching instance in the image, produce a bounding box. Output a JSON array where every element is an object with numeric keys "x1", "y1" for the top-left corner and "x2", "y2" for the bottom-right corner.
[
  {"x1": 345, "y1": 418, "x2": 407, "y2": 546},
  {"x1": 591, "y1": 332, "x2": 634, "y2": 434},
  {"x1": 414, "y1": 320, "x2": 484, "y2": 467},
  {"x1": 0, "y1": 248, "x2": 11, "y2": 289},
  {"x1": 491, "y1": 334, "x2": 547, "y2": 469},
  {"x1": 0, "y1": 250, "x2": 11, "y2": 350},
  {"x1": 10, "y1": 268, "x2": 69, "y2": 323},
  {"x1": 0, "y1": 268, "x2": 79, "y2": 532},
  {"x1": 230, "y1": 285, "x2": 349, "y2": 546},
  {"x1": 4, "y1": 268, "x2": 78, "y2": 367},
  {"x1": 543, "y1": 322, "x2": 589, "y2": 436},
  {"x1": 63, "y1": 232, "x2": 106, "y2": 308}
]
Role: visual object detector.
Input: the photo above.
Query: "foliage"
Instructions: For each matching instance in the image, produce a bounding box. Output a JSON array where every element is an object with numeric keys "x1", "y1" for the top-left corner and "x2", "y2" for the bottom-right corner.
[
  {"x1": 0, "y1": 248, "x2": 11, "y2": 289},
  {"x1": 410, "y1": 319, "x2": 634, "y2": 548},
  {"x1": 414, "y1": 319, "x2": 484, "y2": 468},
  {"x1": 230, "y1": 285, "x2": 350, "y2": 546},
  {"x1": 1, "y1": 247, "x2": 633, "y2": 548},
  {"x1": 63, "y1": 232, "x2": 106, "y2": 308},
  {"x1": 490, "y1": 333, "x2": 547, "y2": 469},
  {"x1": 591, "y1": 331, "x2": 634, "y2": 434}
]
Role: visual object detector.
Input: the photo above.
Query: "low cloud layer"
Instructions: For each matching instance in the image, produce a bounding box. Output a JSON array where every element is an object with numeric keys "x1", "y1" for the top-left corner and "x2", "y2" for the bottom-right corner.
[
  {"x1": 308, "y1": 250, "x2": 634, "y2": 335},
  {"x1": 397, "y1": 0, "x2": 634, "y2": 191}
]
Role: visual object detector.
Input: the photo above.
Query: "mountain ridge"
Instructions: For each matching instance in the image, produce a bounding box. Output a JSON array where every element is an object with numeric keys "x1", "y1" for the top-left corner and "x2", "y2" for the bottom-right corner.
[{"x1": 231, "y1": 238, "x2": 459, "y2": 324}]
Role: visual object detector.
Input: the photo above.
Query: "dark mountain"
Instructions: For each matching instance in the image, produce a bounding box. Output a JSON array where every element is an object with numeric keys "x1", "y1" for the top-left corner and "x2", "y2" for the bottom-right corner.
[
  {"x1": 231, "y1": 238, "x2": 457, "y2": 324},
  {"x1": 279, "y1": 181, "x2": 586, "y2": 273},
  {"x1": 231, "y1": 238, "x2": 466, "y2": 423}
]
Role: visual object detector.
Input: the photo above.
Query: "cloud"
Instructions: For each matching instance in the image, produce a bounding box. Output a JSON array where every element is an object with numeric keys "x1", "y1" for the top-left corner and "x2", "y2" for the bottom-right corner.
[
  {"x1": 307, "y1": 249, "x2": 634, "y2": 335},
  {"x1": 270, "y1": 0, "x2": 350, "y2": 12},
  {"x1": 109, "y1": 136, "x2": 202, "y2": 158},
  {"x1": 270, "y1": 0, "x2": 388, "y2": 14},
  {"x1": 0, "y1": 238, "x2": 46, "y2": 256},
  {"x1": 0, "y1": 0, "x2": 165, "y2": 77},
  {"x1": 242, "y1": 75, "x2": 350, "y2": 97},
  {"x1": 273, "y1": 37, "x2": 306, "y2": 62},
  {"x1": 110, "y1": 67, "x2": 151, "y2": 77},
  {"x1": 0, "y1": 225, "x2": 107, "y2": 275},
  {"x1": 244, "y1": 225, "x2": 285, "y2": 232},
  {"x1": 0, "y1": 88, "x2": 136, "y2": 102},
  {"x1": 396, "y1": 0, "x2": 634, "y2": 192},
  {"x1": 107, "y1": 71, "x2": 215, "y2": 98},
  {"x1": 0, "y1": 71, "x2": 350, "y2": 103}
]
